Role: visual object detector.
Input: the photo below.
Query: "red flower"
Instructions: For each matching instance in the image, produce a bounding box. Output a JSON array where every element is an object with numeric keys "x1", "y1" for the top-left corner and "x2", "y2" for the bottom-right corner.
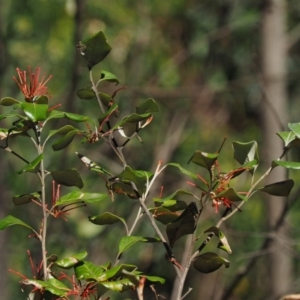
[{"x1": 13, "y1": 66, "x2": 52, "y2": 102}]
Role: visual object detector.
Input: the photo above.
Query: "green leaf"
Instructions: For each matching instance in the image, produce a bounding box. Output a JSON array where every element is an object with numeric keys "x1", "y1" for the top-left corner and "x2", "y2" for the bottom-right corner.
[
  {"x1": 89, "y1": 212, "x2": 126, "y2": 227},
  {"x1": 46, "y1": 110, "x2": 65, "y2": 121},
  {"x1": 214, "y1": 187, "x2": 247, "y2": 202},
  {"x1": 21, "y1": 102, "x2": 48, "y2": 122},
  {"x1": 288, "y1": 122, "x2": 300, "y2": 138},
  {"x1": 99, "y1": 92, "x2": 113, "y2": 107},
  {"x1": 166, "y1": 163, "x2": 198, "y2": 179},
  {"x1": 12, "y1": 192, "x2": 40, "y2": 206},
  {"x1": 272, "y1": 160, "x2": 300, "y2": 170},
  {"x1": 64, "y1": 112, "x2": 89, "y2": 122},
  {"x1": 259, "y1": 179, "x2": 294, "y2": 196},
  {"x1": 188, "y1": 151, "x2": 219, "y2": 173},
  {"x1": 51, "y1": 129, "x2": 79, "y2": 151},
  {"x1": 112, "y1": 113, "x2": 152, "y2": 129},
  {"x1": 193, "y1": 252, "x2": 230, "y2": 273},
  {"x1": 100, "y1": 70, "x2": 120, "y2": 85},
  {"x1": 55, "y1": 191, "x2": 106, "y2": 206},
  {"x1": 99, "y1": 278, "x2": 135, "y2": 292},
  {"x1": 23, "y1": 279, "x2": 70, "y2": 296},
  {"x1": 74, "y1": 261, "x2": 105, "y2": 281},
  {"x1": 78, "y1": 31, "x2": 112, "y2": 69},
  {"x1": 98, "y1": 103, "x2": 119, "y2": 124},
  {"x1": 76, "y1": 152, "x2": 112, "y2": 176},
  {"x1": 0, "y1": 215, "x2": 34, "y2": 231},
  {"x1": 17, "y1": 154, "x2": 43, "y2": 174},
  {"x1": 49, "y1": 125, "x2": 78, "y2": 139},
  {"x1": 143, "y1": 275, "x2": 165, "y2": 284},
  {"x1": 277, "y1": 131, "x2": 300, "y2": 148},
  {"x1": 34, "y1": 96, "x2": 49, "y2": 104},
  {"x1": 51, "y1": 169, "x2": 84, "y2": 188},
  {"x1": 136, "y1": 98, "x2": 159, "y2": 114},
  {"x1": 166, "y1": 202, "x2": 199, "y2": 247},
  {"x1": 76, "y1": 87, "x2": 95, "y2": 100},
  {"x1": 204, "y1": 227, "x2": 232, "y2": 254},
  {"x1": 153, "y1": 199, "x2": 187, "y2": 212},
  {"x1": 232, "y1": 141, "x2": 259, "y2": 172},
  {"x1": 149, "y1": 207, "x2": 180, "y2": 224},
  {"x1": 0, "y1": 97, "x2": 20, "y2": 106},
  {"x1": 118, "y1": 236, "x2": 160, "y2": 258},
  {"x1": 55, "y1": 251, "x2": 88, "y2": 269},
  {"x1": 98, "y1": 264, "x2": 137, "y2": 282},
  {"x1": 109, "y1": 166, "x2": 153, "y2": 198}
]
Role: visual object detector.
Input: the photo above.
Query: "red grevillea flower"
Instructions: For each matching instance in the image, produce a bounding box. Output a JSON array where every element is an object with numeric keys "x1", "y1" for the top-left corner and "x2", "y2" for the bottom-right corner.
[{"x1": 13, "y1": 66, "x2": 52, "y2": 102}]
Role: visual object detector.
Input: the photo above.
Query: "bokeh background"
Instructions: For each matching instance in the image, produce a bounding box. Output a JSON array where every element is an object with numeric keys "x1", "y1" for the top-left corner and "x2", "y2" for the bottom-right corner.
[{"x1": 1, "y1": 0, "x2": 300, "y2": 299}]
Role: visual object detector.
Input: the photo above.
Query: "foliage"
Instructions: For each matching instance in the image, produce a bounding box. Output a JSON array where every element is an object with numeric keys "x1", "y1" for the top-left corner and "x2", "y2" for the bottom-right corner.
[{"x1": 0, "y1": 30, "x2": 299, "y2": 300}]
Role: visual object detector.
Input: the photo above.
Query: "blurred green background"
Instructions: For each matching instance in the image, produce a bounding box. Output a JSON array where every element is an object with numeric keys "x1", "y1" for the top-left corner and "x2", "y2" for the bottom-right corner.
[{"x1": 1, "y1": 0, "x2": 300, "y2": 299}]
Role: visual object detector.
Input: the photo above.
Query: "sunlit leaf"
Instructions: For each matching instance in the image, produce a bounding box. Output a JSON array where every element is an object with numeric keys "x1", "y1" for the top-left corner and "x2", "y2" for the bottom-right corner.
[
  {"x1": 272, "y1": 160, "x2": 300, "y2": 170},
  {"x1": 100, "y1": 70, "x2": 120, "y2": 85},
  {"x1": 288, "y1": 122, "x2": 300, "y2": 138},
  {"x1": 21, "y1": 102, "x2": 48, "y2": 121},
  {"x1": 166, "y1": 163, "x2": 198, "y2": 179},
  {"x1": 98, "y1": 264, "x2": 136, "y2": 282},
  {"x1": 0, "y1": 215, "x2": 34, "y2": 231},
  {"x1": 118, "y1": 236, "x2": 160, "y2": 258},
  {"x1": 17, "y1": 154, "x2": 43, "y2": 174},
  {"x1": 55, "y1": 191, "x2": 106, "y2": 206},
  {"x1": 277, "y1": 131, "x2": 300, "y2": 148},
  {"x1": 55, "y1": 251, "x2": 88, "y2": 269},
  {"x1": 64, "y1": 112, "x2": 89, "y2": 122},
  {"x1": 153, "y1": 199, "x2": 187, "y2": 212}
]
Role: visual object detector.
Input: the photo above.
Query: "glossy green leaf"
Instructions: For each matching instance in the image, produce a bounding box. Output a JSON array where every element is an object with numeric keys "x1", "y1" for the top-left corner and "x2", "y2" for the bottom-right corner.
[
  {"x1": 277, "y1": 131, "x2": 300, "y2": 148},
  {"x1": 98, "y1": 264, "x2": 136, "y2": 282},
  {"x1": 78, "y1": 31, "x2": 112, "y2": 69},
  {"x1": 21, "y1": 102, "x2": 48, "y2": 121},
  {"x1": 74, "y1": 260, "x2": 105, "y2": 281},
  {"x1": 99, "y1": 278, "x2": 135, "y2": 292},
  {"x1": 99, "y1": 92, "x2": 112, "y2": 107},
  {"x1": 118, "y1": 236, "x2": 160, "y2": 258},
  {"x1": 143, "y1": 275, "x2": 165, "y2": 284},
  {"x1": 214, "y1": 187, "x2": 247, "y2": 202},
  {"x1": 52, "y1": 130, "x2": 79, "y2": 151},
  {"x1": 154, "y1": 199, "x2": 187, "y2": 212},
  {"x1": 89, "y1": 212, "x2": 126, "y2": 226},
  {"x1": 0, "y1": 215, "x2": 34, "y2": 231},
  {"x1": 166, "y1": 202, "x2": 199, "y2": 247},
  {"x1": 51, "y1": 169, "x2": 84, "y2": 188},
  {"x1": 55, "y1": 251, "x2": 88, "y2": 269},
  {"x1": 0, "y1": 97, "x2": 20, "y2": 106},
  {"x1": 55, "y1": 191, "x2": 106, "y2": 206},
  {"x1": 204, "y1": 226, "x2": 232, "y2": 254},
  {"x1": 193, "y1": 252, "x2": 230, "y2": 273},
  {"x1": 76, "y1": 87, "x2": 95, "y2": 100},
  {"x1": 46, "y1": 110, "x2": 65, "y2": 121},
  {"x1": 259, "y1": 179, "x2": 294, "y2": 196},
  {"x1": 34, "y1": 96, "x2": 49, "y2": 104},
  {"x1": 64, "y1": 112, "x2": 89, "y2": 122},
  {"x1": 17, "y1": 153, "x2": 43, "y2": 174},
  {"x1": 149, "y1": 207, "x2": 180, "y2": 224},
  {"x1": 288, "y1": 123, "x2": 300, "y2": 138},
  {"x1": 0, "y1": 112, "x2": 27, "y2": 121},
  {"x1": 272, "y1": 160, "x2": 300, "y2": 170},
  {"x1": 49, "y1": 125, "x2": 78, "y2": 139},
  {"x1": 13, "y1": 192, "x2": 40, "y2": 206},
  {"x1": 136, "y1": 98, "x2": 159, "y2": 114},
  {"x1": 100, "y1": 70, "x2": 120, "y2": 85},
  {"x1": 23, "y1": 278, "x2": 70, "y2": 296},
  {"x1": 166, "y1": 163, "x2": 198, "y2": 179},
  {"x1": 188, "y1": 151, "x2": 219, "y2": 173},
  {"x1": 113, "y1": 113, "x2": 152, "y2": 129}
]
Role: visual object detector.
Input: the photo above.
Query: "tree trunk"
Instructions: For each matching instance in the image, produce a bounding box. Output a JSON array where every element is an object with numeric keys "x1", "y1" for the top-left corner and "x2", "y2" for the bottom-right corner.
[{"x1": 261, "y1": 0, "x2": 291, "y2": 298}]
